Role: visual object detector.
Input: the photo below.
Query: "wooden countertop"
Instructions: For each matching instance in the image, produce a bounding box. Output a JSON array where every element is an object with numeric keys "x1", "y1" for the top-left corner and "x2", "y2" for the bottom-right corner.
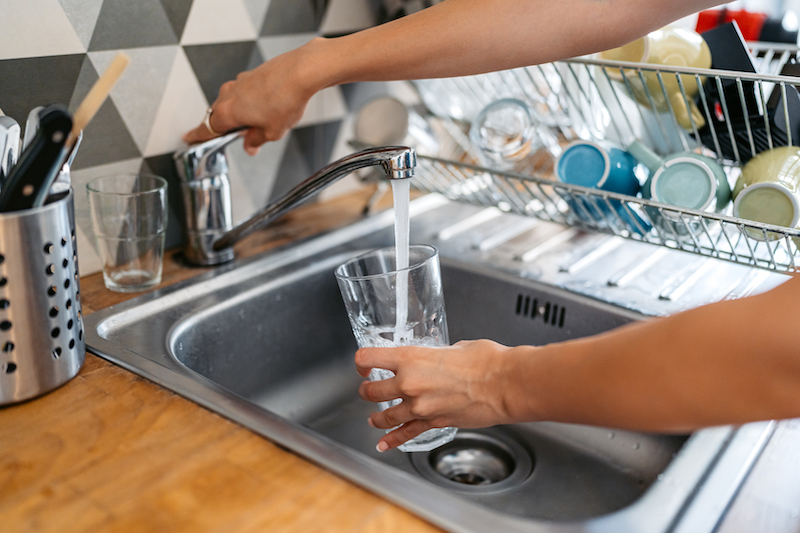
[
  {"x1": 1, "y1": 187, "x2": 442, "y2": 533},
  {"x1": 3, "y1": 187, "x2": 800, "y2": 533}
]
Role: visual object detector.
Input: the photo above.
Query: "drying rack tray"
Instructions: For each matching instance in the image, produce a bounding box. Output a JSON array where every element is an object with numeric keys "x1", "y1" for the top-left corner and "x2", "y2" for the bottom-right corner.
[
  {"x1": 414, "y1": 154, "x2": 800, "y2": 272},
  {"x1": 408, "y1": 42, "x2": 800, "y2": 273}
]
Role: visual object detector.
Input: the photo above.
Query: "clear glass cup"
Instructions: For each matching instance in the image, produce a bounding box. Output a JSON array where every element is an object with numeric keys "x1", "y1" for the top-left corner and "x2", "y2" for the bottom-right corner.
[
  {"x1": 86, "y1": 173, "x2": 168, "y2": 293},
  {"x1": 335, "y1": 244, "x2": 455, "y2": 452},
  {"x1": 469, "y1": 98, "x2": 559, "y2": 174}
]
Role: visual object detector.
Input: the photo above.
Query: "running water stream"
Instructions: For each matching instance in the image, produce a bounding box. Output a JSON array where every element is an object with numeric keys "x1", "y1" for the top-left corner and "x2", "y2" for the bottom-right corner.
[{"x1": 392, "y1": 178, "x2": 411, "y2": 344}]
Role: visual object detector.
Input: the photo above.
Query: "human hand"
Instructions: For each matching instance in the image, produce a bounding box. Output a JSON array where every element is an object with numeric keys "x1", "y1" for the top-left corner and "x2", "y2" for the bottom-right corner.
[
  {"x1": 355, "y1": 339, "x2": 518, "y2": 451},
  {"x1": 183, "y1": 39, "x2": 324, "y2": 155}
]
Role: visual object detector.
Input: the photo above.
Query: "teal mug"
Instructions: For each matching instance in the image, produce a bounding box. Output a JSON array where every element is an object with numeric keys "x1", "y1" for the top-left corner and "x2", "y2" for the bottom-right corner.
[{"x1": 627, "y1": 140, "x2": 731, "y2": 213}]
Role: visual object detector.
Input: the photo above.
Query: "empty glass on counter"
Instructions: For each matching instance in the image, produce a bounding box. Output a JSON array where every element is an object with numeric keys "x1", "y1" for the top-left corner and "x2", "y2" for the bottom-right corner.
[
  {"x1": 469, "y1": 98, "x2": 559, "y2": 174},
  {"x1": 87, "y1": 173, "x2": 167, "y2": 292},
  {"x1": 335, "y1": 244, "x2": 455, "y2": 452}
]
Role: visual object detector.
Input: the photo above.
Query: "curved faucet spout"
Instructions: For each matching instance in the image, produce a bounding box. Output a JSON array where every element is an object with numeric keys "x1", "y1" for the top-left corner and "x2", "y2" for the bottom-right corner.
[
  {"x1": 174, "y1": 138, "x2": 416, "y2": 266},
  {"x1": 214, "y1": 146, "x2": 415, "y2": 253}
]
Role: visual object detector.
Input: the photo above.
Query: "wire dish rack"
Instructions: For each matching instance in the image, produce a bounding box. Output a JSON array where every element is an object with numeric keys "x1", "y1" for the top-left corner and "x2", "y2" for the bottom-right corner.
[{"x1": 408, "y1": 42, "x2": 800, "y2": 273}]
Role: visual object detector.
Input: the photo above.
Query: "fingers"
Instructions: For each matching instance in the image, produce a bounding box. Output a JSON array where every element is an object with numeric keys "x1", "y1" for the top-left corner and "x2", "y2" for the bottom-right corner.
[
  {"x1": 354, "y1": 347, "x2": 402, "y2": 377},
  {"x1": 358, "y1": 376, "x2": 400, "y2": 404},
  {"x1": 182, "y1": 123, "x2": 216, "y2": 145},
  {"x1": 377, "y1": 419, "x2": 436, "y2": 452}
]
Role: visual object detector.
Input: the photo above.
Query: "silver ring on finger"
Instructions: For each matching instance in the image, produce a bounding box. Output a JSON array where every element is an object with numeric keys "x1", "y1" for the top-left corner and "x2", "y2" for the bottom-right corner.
[{"x1": 203, "y1": 107, "x2": 223, "y2": 137}]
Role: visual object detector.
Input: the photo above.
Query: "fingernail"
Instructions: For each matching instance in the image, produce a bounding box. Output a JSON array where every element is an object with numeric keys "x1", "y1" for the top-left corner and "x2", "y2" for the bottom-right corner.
[
  {"x1": 376, "y1": 441, "x2": 389, "y2": 453},
  {"x1": 367, "y1": 417, "x2": 375, "y2": 428}
]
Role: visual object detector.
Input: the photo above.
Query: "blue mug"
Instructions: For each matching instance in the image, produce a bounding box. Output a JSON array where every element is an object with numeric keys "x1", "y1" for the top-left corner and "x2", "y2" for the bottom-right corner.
[
  {"x1": 556, "y1": 141, "x2": 647, "y2": 232},
  {"x1": 556, "y1": 140, "x2": 641, "y2": 196}
]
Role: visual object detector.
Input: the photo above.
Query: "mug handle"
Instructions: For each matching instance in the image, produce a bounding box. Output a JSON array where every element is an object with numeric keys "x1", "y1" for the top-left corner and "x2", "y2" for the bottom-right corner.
[{"x1": 668, "y1": 92, "x2": 706, "y2": 130}]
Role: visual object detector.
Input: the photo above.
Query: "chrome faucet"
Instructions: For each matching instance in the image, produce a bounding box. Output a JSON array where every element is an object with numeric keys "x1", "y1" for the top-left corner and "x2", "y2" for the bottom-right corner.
[{"x1": 174, "y1": 131, "x2": 416, "y2": 266}]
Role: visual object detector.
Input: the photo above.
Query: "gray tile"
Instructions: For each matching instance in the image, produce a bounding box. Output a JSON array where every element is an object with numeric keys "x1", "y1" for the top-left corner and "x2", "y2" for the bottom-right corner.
[
  {"x1": 88, "y1": 0, "x2": 178, "y2": 51},
  {"x1": 88, "y1": 47, "x2": 178, "y2": 154},
  {"x1": 0, "y1": 54, "x2": 86, "y2": 126},
  {"x1": 261, "y1": 0, "x2": 319, "y2": 36},
  {"x1": 68, "y1": 55, "x2": 99, "y2": 112},
  {"x1": 273, "y1": 120, "x2": 341, "y2": 200},
  {"x1": 242, "y1": 0, "x2": 272, "y2": 31},
  {"x1": 159, "y1": 0, "x2": 195, "y2": 41},
  {"x1": 70, "y1": 99, "x2": 141, "y2": 170},
  {"x1": 183, "y1": 41, "x2": 262, "y2": 103},
  {"x1": 58, "y1": 0, "x2": 105, "y2": 49}
]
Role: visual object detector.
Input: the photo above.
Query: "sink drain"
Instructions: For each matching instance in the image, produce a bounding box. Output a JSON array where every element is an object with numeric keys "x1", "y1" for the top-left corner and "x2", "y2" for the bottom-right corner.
[
  {"x1": 411, "y1": 430, "x2": 533, "y2": 492},
  {"x1": 434, "y1": 444, "x2": 513, "y2": 485}
]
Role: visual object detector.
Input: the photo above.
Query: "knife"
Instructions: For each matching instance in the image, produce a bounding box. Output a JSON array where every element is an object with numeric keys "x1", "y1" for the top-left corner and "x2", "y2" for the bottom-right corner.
[
  {"x1": 0, "y1": 115, "x2": 21, "y2": 190},
  {"x1": 0, "y1": 105, "x2": 72, "y2": 212}
]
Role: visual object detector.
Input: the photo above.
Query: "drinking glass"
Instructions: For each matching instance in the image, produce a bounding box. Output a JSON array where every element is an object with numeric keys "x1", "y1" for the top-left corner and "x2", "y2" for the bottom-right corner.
[
  {"x1": 87, "y1": 173, "x2": 167, "y2": 292},
  {"x1": 335, "y1": 244, "x2": 455, "y2": 452}
]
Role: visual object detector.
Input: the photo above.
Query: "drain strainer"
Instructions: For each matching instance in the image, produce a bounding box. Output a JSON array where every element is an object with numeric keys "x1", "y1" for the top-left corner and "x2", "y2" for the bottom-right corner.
[{"x1": 411, "y1": 430, "x2": 533, "y2": 492}]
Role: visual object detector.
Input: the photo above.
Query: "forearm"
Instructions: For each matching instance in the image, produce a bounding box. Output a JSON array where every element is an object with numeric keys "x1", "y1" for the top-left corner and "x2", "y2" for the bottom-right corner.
[
  {"x1": 511, "y1": 277, "x2": 800, "y2": 432},
  {"x1": 306, "y1": 0, "x2": 727, "y2": 89}
]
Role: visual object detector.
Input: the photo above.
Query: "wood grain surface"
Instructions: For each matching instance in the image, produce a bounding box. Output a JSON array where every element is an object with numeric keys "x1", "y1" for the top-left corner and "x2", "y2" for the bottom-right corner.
[
  {"x1": 1, "y1": 188, "x2": 442, "y2": 533},
  {"x1": 3, "y1": 187, "x2": 800, "y2": 533}
]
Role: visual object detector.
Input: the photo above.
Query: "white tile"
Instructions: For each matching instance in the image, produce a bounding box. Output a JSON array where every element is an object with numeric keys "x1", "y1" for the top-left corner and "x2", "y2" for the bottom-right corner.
[
  {"x1": 57, "y1": 0, "x2": 104, "y2": 49},
  {"x1": 143, "y1": 48, "x2": 208, "y2": 157},
  {"x1": 0, "y1": 0, "x2": 85, "y2": 59},
  {"x1": 297, "y1": 86, "x2": 348, "y2": 127},
  {"x1": 181, "y1": 0, "x2": 258, "y2": 45},
  {"x1": 319, "y1": 0, "x2": 376, "y2": 35},
  {"x1": 227, "y1": 136, "x2": 289, "y2": 223},
  {"x1": 88, "y1": 47, "x2": 178, "y2": 154}
]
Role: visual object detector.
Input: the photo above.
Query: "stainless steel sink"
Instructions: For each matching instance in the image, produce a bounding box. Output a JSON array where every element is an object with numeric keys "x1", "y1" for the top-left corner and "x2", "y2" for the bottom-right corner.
[{"x1": 85, "y1": 194, "x2": 777, "y2": 533}]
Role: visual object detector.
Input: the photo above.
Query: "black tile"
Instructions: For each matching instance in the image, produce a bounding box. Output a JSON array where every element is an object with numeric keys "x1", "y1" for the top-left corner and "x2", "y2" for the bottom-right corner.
[
  {"x1": 88, "y1": 0, "x2": 178, "y2": 51},
  {"x1": 70, "y1": 99, "x2": 141, "y2": 170},
  {"x1": 261, "y1": 0, "x2": 319, "y2": 36},
  {"x1": 0, "y1": 55, "x2": 86, "y2": 126},
  {"x1": 183, "y1": 41, "x2": 262, "y2": 104},
  {"x1": 272, "y1": 120, "x2": 341, "y2": 200},
  {"x1": 141, "y1": 154, "x2": 184, "y2": 249},
  {"x1": 160, "y1": 0, "x2": 195, "y2": 42}
]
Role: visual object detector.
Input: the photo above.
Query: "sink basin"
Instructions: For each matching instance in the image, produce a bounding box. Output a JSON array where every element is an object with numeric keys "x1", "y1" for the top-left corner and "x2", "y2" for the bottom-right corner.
[{"x1": 85, "y1": 194, "x2": 775, "y2": 533}]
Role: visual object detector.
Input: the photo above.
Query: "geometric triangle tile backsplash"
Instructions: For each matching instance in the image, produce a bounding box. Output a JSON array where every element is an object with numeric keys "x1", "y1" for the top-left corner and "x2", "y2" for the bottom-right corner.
[{"x1": 0, "y1": 0, "x2": 389, "y2": 274}]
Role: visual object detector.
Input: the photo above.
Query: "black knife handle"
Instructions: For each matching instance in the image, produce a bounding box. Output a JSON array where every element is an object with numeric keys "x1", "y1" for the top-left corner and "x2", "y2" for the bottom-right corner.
[{"x1": 0, "y1": 105, "x2": 72, "y2": 213}]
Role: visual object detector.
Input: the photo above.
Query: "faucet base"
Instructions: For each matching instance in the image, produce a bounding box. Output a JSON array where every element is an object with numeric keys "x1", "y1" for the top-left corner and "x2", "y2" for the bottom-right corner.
[{"x1": 183, "y1": 230, "x2": 236, "y2": 266}]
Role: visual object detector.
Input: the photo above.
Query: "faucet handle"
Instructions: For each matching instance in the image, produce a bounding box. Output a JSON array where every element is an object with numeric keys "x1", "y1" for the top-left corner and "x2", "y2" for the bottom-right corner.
[{"x1": 175, "y1": 129, "x2": 245, "y2": 182}]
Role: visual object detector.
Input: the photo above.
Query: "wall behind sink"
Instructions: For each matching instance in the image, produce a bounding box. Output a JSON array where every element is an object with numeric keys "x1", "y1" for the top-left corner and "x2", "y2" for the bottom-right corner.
[{"x1": 0, "y1": 0, "x2": 386, "y2": 275}]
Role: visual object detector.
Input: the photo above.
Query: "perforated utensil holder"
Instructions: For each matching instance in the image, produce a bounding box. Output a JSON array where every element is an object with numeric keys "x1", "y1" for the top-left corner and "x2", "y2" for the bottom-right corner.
[{"x1": 0, "y1": 190, "x2": 85, "y2": 405}]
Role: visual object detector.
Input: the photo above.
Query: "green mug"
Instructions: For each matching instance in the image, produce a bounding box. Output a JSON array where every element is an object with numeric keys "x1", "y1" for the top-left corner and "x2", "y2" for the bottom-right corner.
[{"x1": 733, "y1": 146, "x2": 800, "y2": 241}]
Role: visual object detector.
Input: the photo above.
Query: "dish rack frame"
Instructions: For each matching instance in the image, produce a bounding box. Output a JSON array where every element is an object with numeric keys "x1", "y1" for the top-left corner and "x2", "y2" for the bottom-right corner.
[{"x1": 408, "y1": 42, "x2": 800, "y2": 273}]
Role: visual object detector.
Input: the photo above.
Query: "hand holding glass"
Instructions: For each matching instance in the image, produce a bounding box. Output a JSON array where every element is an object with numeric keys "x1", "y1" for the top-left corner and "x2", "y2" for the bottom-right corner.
[{"x1": 335, "y1": 244, "x2": 455, "y2": 452}]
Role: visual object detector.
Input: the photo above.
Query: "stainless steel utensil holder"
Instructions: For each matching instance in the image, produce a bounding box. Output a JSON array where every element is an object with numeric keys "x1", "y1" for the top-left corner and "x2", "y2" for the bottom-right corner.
[
  {"x1": 409, "y1": 43, "x2": 800, "y2": 273},
  {"x1": 0, "y1": 190, "x2": 85, "y2": 405}
]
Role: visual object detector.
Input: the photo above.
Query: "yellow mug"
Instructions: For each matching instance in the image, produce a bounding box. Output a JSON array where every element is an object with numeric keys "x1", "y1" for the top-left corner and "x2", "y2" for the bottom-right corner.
[{"x1": 599, "y1": 26, "x2": 711, "y2": 130}]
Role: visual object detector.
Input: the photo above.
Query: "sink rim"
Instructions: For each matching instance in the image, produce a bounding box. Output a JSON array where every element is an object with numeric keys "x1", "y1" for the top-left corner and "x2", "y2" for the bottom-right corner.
[{"x1": 84, "y1": 194, "x2": 775, "y2": 533}]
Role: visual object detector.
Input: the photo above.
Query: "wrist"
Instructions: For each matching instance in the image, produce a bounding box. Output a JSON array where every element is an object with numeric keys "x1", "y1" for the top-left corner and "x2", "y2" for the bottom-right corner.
[{"x1": 296, "y1": 37, "x2": 348, "y2": 92}]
